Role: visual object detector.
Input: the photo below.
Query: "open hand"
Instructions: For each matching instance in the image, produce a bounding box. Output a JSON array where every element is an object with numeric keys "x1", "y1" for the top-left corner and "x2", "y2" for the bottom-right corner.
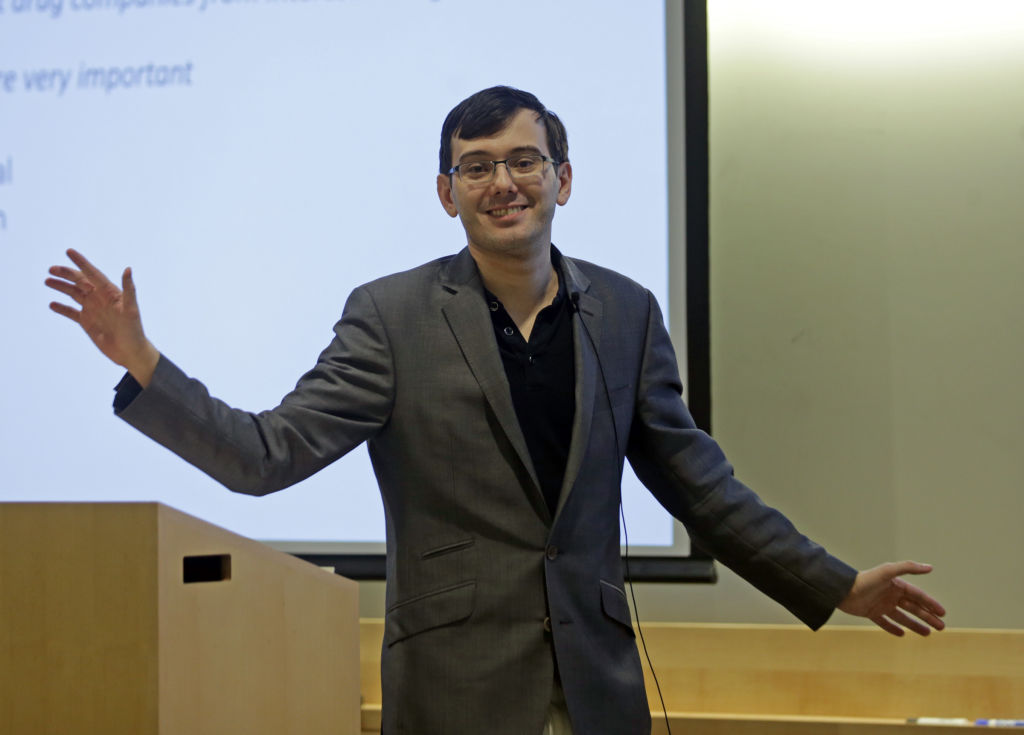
[
  {"x1": 838, "y1": 561, "x2": 946, "y2": 636},
  {"x1": 46, "y1": 249, "x2": 159, "y2": 386}
]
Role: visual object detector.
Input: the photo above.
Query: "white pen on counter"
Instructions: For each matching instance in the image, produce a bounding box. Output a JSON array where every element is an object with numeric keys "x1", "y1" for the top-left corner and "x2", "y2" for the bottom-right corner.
[{"x1": 907, "y1": 718, "x2": 972, "y2": 726}]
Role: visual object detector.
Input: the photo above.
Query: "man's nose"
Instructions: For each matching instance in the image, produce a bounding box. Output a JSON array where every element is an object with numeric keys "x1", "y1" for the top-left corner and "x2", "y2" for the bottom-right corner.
[{"x1": 490, "y1": 161, "x2": 518, "y2": 191}]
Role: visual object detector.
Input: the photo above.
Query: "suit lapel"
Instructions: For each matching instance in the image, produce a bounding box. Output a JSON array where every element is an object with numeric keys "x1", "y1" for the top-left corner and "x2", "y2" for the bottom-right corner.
[
  {"x1": 439, "y1": 249, "x2": 545, "y2": 512},
  {"x1": 553, "y1": 256, "x2": 602, "y2": 522}
]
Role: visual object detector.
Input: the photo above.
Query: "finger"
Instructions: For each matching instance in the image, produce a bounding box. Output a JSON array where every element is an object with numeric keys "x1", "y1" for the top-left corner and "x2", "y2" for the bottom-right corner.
[
  {"x1": 49, "y1": 301, "x2": 82, "y2": 323},
  {"x1": 900, "y1": 584, "x2": 947, "y2": 618},
  {"x1": 886, "y1": 608, "x2": 931, "y2": 637},
  {"x1": 122, "y1": 267, "x2": 137, "y2": 309},
  {"x1": 45, "y1": 277, "x2": 87, "y2": 304},
  {"x1": 895, "y1": 579, "x2": 947, "y2": 617},
  {"x1": 900, "y1": 599, "x2": 946, "y2": 631},
  {"x1": 66, "y1": 249, "x2": 114, "y2": 288},
  {"x1": 888, "y1": 560, "x2": 934, "y2": 577},
  {"x1": 48, "y1": 265, "x2": 85, "y2": 284},
  {"x1": 872, "y1": 614, "x2": 905, "y2": 637}
]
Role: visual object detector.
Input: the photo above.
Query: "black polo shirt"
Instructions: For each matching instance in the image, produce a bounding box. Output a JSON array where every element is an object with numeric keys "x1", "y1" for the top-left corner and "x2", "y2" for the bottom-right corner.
[{"x1": 484, "y1": 261, "x2": 576, "y2": 517}]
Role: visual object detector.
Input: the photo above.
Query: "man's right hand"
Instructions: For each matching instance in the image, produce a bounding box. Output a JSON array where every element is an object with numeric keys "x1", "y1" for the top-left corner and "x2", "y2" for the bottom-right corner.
[{"x1": 46, "y1": 249, "x2": 160, "y2": 387}]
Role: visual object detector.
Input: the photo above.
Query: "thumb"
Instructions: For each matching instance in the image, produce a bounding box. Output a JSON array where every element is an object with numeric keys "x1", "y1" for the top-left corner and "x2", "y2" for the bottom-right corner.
[
  {"x1": 122, "y1": 267, "x2": 137, "y2": 308},
  {"x1": 889, "y1": 560, "x2": 933, "y2": 577}
]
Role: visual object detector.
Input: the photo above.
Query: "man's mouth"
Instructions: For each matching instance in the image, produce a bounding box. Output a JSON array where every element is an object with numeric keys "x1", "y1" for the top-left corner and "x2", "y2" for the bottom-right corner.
[{"x1": 488, "y1": 206, "x2": 526, "y2": 217}]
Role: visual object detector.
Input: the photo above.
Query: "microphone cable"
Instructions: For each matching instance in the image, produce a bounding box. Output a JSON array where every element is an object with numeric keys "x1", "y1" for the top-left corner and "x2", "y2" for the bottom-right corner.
[{"x1": 571, "y1": 292, "x2": 673, "y2": 735}]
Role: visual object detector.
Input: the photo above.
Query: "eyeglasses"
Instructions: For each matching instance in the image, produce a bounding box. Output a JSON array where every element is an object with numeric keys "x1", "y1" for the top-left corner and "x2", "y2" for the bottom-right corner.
[{"x1": 448, "y1": 153, "x2": 558, "y2": 183}]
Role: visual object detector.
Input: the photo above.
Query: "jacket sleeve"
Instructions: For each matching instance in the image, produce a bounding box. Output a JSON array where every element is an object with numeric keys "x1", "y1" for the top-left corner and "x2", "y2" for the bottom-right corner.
[
  {"x1": 625, "y1": 290, "x2": 857, "y2": 629},
  {"x1": 116, "y1": 285, "x2": 395, "y2": 496}
]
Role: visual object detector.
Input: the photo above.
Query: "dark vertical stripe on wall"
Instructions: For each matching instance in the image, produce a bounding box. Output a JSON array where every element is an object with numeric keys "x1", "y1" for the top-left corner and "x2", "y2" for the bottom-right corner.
[{"x1": 684, "y1": 0, "x2": 712, "y2": 434}]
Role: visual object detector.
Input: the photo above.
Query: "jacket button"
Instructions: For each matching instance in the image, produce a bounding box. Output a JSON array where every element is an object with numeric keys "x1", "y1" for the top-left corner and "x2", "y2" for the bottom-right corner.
[
  {"x1": 543, "y1": 616, "x2": 552, "y2": 632},
  {"x1": 546, "y1": 545, "x2": 559, "y2": 560}
]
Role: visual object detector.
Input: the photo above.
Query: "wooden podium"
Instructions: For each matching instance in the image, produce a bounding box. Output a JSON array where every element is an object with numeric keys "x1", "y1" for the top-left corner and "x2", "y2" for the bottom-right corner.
[{"x1": 0, "y1": 502, "x2": 360, "y2": 735}]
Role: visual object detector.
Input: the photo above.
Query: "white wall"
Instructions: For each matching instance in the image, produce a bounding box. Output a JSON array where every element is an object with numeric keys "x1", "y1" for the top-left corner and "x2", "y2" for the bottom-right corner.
[{"x1": 631, "y1": 0, "x2": 1024, "y2": 629}]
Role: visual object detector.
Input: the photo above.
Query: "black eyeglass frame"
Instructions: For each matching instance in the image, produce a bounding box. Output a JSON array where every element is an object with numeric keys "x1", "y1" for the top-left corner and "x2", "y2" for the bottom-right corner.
[{"x1": 447, "y1": 153, "x2": 561, "y2": 182}]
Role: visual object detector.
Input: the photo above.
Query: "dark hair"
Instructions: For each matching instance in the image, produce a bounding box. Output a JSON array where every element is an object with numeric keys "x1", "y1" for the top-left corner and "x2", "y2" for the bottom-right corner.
[{"x1": 438, "y1": 86, "x2": 569, "y2": 174}]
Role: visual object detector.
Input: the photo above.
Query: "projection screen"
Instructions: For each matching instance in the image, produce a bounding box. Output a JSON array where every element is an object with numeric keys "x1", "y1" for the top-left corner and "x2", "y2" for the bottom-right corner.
[{"x1": 1, "y1": 0, "x2": 700, "y2": 568}]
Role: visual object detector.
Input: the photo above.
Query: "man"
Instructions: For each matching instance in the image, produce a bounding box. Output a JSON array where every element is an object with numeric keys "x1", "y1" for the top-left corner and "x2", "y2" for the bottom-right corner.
[{"x1": 47, "y1": 86, "x2": 945, "y2": 735}]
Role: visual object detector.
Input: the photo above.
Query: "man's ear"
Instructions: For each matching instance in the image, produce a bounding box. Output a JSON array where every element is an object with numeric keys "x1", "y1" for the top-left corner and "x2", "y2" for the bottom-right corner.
[
  {"x1": 437, "y1": 174, "x2": 459, "y2": 218},
  {"x1": 555, "y1": 161, "x2": 573, "y2": 206}
]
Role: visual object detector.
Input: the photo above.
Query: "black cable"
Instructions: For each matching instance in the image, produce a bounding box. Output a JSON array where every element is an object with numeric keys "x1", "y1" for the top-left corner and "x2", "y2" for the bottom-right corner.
[{"x1": 571, "y1": 293, "x2": 673, "y2": 735}]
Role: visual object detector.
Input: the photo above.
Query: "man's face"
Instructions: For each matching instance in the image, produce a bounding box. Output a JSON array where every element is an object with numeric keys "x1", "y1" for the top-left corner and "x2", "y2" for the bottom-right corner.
[{"x1": 437, "y1": 108, "x2": 572, "y2": 259}]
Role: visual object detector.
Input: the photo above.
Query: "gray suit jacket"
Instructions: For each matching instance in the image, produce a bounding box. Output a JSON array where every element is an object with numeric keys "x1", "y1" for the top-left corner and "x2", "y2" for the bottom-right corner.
[{"x1": 119, "y1": 248, "x2": 857, "y2": 735}]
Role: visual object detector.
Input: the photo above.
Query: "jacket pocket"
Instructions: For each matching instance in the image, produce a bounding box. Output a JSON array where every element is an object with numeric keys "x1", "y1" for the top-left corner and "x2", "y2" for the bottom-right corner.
[
  {"x1": 599, "y1": 579, "x2": 635, "y2": 637},
  {"x1": 420, "y1": 536, "x2": 475, "y2": 560},
  {"x1": 384, "y1": 581, "x2": 476, "y2": 647}
]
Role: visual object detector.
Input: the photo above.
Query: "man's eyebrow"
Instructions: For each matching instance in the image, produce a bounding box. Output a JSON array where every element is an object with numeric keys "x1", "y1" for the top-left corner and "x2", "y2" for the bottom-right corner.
[{"x1": 457, "y1": 145, "x2": 544, "y2": 162}]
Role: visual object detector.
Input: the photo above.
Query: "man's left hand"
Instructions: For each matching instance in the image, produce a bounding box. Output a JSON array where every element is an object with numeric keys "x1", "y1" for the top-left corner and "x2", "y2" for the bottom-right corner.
[{"x1": 838, "y1": 561, "x2": 946, "y2": 636}]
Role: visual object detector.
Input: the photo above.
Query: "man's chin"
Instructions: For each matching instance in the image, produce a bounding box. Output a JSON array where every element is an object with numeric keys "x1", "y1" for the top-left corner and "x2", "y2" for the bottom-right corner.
[{"x1": 468, "y1": 235, "x2": 548, "y2": 258}]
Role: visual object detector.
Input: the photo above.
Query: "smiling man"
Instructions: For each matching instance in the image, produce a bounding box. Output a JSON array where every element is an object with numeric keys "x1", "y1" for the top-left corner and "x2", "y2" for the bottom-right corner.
[
  {"x1": 437, "y1": 100, "x2": 573, "y2": 342},
  {"x1": 47, "y1": 86, "x2": 946, "y2": 735}
]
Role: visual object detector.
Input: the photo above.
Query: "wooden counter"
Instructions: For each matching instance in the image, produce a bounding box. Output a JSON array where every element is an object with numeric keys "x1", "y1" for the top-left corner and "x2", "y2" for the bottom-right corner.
[{"x1": 358, "y1": 621, "x2": 1023, "y2": 734}]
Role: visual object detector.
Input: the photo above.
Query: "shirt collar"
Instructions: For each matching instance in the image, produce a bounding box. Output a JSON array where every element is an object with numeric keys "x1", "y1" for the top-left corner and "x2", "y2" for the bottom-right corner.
[{"x1": 483, "y1": 247, "x2": 567, "y2": 310}]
